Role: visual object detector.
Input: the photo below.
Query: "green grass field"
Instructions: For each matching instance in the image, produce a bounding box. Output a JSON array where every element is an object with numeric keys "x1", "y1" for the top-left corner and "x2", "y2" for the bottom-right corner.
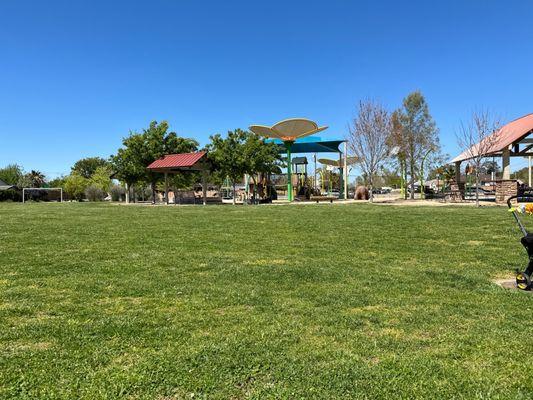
[{"x1": 1, "y1": 202, "x2": 533, "y2": 399}]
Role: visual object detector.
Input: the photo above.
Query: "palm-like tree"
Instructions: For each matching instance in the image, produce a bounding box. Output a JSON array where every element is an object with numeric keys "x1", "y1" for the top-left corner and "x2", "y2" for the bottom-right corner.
[{"x1": 27, "y1": 170, "x2": 46, "y2": 187}]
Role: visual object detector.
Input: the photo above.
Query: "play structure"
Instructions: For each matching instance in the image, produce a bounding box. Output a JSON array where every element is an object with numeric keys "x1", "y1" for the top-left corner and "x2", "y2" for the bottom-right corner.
[
  {"x1": 508, "y1": 194, "x2": 533, "y2": 290},
  {"x1": 318, "y1": 156, "x2": 358, "y2": 196},
  {"x1": 249, "y1": 118, "x2": 349, "y2": 201}
]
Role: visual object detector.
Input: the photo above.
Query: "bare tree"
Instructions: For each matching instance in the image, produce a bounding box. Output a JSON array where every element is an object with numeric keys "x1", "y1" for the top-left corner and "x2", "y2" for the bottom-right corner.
[
  {"x1": 456, "y1": 110, "x2": 500, "y2": 207},
  {"x1": 348, "y1": 100, "x2": 392, "y2": 202}
]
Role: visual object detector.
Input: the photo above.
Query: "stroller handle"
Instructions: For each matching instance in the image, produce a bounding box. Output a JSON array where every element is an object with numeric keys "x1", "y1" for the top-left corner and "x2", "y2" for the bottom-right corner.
[{"x1": 507, "y1": 195, "x2": 533, "y2": 209}]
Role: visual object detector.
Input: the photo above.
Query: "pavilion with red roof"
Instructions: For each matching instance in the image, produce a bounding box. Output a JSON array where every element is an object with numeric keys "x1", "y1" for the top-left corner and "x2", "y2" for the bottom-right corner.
[
  {"x1": 451, "y1": 114, "x2": 533, "y2": 202},
  {"x1": 147, "y1": 151, "x2": 210, "y2": 205}
]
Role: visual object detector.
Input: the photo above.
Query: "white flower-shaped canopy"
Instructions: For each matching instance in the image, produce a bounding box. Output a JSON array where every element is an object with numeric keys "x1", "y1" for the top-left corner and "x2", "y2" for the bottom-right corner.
[
  {"x1": 318, "y1": 157, "x2": 359, "y2": 167},
  {"x1": 249, "y1": 118, "x2": 328, "y2": 142}
]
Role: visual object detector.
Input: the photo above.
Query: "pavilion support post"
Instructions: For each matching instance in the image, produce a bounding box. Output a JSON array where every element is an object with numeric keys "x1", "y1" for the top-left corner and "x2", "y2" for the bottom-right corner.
[
  {"x1": 455, "y1": 161, "x2": 461, "y2": 184},
  {"x1": 343, "y1": 141, "x2": 348, "y2": 200},
  {"x1": 502, "y1": 148, "x2": 511, "y2": 180},
  {"x1": 164, "y1": 173, "x2": 169, "y2": 205},
  {"x1": 527, "y1": 156, "x2": 531, "y2": 187},
  {"x1": 202, "y1": 170, "x2": 207, "y2": 206},
  {"x1": 285, "y1": 141, "x2": 293, "y2": 201}
]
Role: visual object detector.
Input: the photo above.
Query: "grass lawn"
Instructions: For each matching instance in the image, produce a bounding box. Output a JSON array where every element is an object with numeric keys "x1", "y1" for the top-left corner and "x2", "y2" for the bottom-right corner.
[{"x1": 1, "y1": 202, "x2": 533, "y2": 399}]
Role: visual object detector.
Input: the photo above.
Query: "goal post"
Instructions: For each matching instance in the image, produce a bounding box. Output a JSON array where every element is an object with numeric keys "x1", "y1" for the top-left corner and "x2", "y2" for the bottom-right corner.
[{"x1": 22, "y1": 187, "x2": 63, "y2": 203}]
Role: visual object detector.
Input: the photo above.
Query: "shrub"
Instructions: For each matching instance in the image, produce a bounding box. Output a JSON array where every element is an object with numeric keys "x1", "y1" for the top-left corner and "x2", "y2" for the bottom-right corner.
[
  {"x1": 110, "y1": 184, "x2": 125, "y2": 202},
  {"x1": 85, "y1": 185, "x2": 105, "y2": 201}
]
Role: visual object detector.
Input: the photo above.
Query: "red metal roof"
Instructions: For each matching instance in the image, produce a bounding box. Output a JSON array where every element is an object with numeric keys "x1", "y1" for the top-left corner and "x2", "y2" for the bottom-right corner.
[
  {"x1": 452, "y1": 114, "x2": 533, "y2": 163},
  {"x1": 147, "y1": 151, "x2": 206, "y2": 170}
]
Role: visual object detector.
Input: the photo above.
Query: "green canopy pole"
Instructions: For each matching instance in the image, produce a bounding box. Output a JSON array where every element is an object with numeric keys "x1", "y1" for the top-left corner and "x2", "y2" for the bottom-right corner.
[{"x1": 285, "y1": 141, "x2": 293, "y2": 201}]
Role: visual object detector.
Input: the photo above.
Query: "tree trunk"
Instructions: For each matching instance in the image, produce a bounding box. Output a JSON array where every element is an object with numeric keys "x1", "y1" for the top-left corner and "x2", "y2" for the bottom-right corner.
[
  {"x1": 399, "y1": 161, "x2": 405, "y2": 199},
  {"x1": 232, "y1": 182, "x2": 236, "y2": 206},
  {"x1": 475, "y1": 172, "x2": 480, "y2": 207},
  {"x1": 369, "y1": 174, "x2": 374, "y2": 203},
  {"x1": 409, "y1": 160, "x2": 415, "y2": 200},
  {"x1": 419, "y1": 160, "x2": 425, "y2": 200},
  {"x1": 252, "y1": 177, "x2": 258, "y2": 205}
]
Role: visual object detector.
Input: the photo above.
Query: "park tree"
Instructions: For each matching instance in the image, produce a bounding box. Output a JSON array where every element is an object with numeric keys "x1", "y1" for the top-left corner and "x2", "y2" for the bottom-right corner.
[
  {"x1": 397, "y1": 91, "x2": 440, "y2": 199},
  {"x1": 207, "y1": 129, "x2": 280, "y2": 205},
  {"x1": 89, "y1": 166, "x2": 112, "y2": 193},
  {"x1": 111, "y1": 121, "x2": 198, "y2": 203},
  {"x1": 242, "y1": 133, "x2": 281, "y2": 201},
  {"x1": 18, "y1": 170, "x2": 46, "y2": 188},
  {"x1": 388, "y1": 111, "x2": 408, "y2": 198},
  {"x1": 72, "y1": 157, "x2": 109, "y2": 179},
  {"x1": 456, "y1": 110, "x2": 500, "y2": 206},
  {"x1": 64, "y1": 173, "x2": 89, "y2": 201},
  {"x1": 348, "y1": 99, "x2": 392, "y2": 202},
  {"x1": 0, "y1": 164, "x2": 24, "y2": 186},
  {"x1": 207, "y1": 129, "x2": 248, "y2": 205}
]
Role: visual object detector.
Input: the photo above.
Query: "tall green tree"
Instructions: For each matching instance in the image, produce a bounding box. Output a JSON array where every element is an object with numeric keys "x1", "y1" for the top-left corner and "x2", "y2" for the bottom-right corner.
[
  {"x1": 111, "y1": 121, "x2": 198, "y2": 203},
  {"x1": 0, "y1": 164, "x2": 24, "y2": 186},
  {"x1": 71, "y1": 157, "x2": 109, "y2": 179},
  {"x1": 397, "y1": 91, "x2": 440, "y2": 199},
  {"x1": 207, "y1": 129, "x2": 280, "y2": 205},
  {"x1": 64, "y1": 173, "x2": 89, "y2": 201},
  {"x1": 242, "y1": 133, "x2": 281, "y2": 200},
  {"x1": 89, "y1": 166, "x2": 112, "y2": 193},
  {"x1": 18, "y1": 170, "x2": 47, "y2": 188},
  {"x1": 207, "y1": 129, "x2": 248, "y2": 205}
]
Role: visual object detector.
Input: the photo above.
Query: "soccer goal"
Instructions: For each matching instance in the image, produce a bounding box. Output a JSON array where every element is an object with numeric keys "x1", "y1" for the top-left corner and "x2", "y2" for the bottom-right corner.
[{"x1": 22, "y1": 187, "x2": 63, "y2": 203}]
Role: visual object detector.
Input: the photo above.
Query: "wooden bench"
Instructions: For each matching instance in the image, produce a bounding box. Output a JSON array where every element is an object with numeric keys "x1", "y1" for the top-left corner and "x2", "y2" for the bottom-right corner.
[{"x1": 310, "y1": 195, "x2": 336, "y2": 203}]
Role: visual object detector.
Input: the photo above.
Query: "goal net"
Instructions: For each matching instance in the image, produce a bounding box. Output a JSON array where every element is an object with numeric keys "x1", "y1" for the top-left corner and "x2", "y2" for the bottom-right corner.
[{"x1": 22, "y1": 188, "x2": 63, "y2": 203}]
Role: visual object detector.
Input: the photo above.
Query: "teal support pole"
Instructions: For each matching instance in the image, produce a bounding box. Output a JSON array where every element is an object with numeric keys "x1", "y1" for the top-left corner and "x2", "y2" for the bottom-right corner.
[{"x1": 285, "y1": 141, "x2": 293, "y2": 201}]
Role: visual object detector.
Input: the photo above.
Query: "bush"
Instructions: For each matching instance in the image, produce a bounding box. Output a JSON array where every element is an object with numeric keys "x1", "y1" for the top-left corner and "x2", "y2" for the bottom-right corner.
[
  {"x1": 110, "y1": 184, "x2": 125, "y2": 202},
  {"x1": 85, "y1": 185, "x2": 105, "y2": 201},
  {"x1": 0, "y1": 189, "x2": 21, "y2": 202}
]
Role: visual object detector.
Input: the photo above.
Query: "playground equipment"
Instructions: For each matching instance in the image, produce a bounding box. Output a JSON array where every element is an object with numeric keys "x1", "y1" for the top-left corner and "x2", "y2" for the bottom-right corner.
[
  {"x1": 250, "y1": 119, "x2": 328, "y2": 201},
  {"x1": 318, "y1": 156, "x2": 358, "y2": 197},
  {"x1": 292, "y1": 157, "x2": 312, "y2": 199},
  {"x1": 508, "y1": 194, "x2": 533, "y2": 290}
]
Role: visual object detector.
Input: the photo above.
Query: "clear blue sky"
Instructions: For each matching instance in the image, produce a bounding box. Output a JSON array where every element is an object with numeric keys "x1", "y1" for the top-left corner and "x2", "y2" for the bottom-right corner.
[{"x1": 1, "y1": 0, "x2": 532, "y2": 178}]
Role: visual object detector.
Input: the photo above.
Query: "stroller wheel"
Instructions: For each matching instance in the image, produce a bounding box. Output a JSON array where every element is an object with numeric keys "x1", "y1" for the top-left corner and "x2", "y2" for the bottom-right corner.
[{"x1": 516, "y1": 272, "x2": 531, "y2": 290}]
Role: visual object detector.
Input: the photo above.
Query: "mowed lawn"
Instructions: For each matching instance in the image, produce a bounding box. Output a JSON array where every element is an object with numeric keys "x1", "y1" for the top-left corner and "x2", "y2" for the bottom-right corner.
[{"x1": 1, "y1": 202, "x2": 533, "y2": 399}]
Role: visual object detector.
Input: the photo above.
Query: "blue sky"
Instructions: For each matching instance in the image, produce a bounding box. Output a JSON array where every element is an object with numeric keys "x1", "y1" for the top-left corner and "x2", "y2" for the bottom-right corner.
[{"x1": 1, "y1": 0, "x2": 532, "y2": 178}]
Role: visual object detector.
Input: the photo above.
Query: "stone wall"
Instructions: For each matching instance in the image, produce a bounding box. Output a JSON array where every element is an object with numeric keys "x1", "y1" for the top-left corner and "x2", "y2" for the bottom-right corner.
[
  {"x1": 448, "y1": 182, "x2": 465, "y2": 202},
  {"x1": 495, "y1": 180, "x2": 518, "y2": 204}
]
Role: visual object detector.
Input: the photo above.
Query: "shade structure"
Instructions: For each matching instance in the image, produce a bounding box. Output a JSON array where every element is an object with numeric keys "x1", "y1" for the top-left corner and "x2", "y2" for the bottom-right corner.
[
  {"x1": 146, "y1": 151, "x2": 210, "y2": 205},
  {"x1": 450, "y1": 113, "x2": 533, "y2": 181},
  {"x1": 318, "y1": 156, "x2": 358, "y2": 167},
  {"x1": 250, "y1": 118, "x2": 328, "y2": 142},
  {"x1": 451, "y1": 113, "x2": 533, "y2": 163},
  {"x1": 147, "y1": 151, "x2": 208, "y2": 172},
  {"x1": 250, "y1": 118, "x2": 329, "y2": 201}
]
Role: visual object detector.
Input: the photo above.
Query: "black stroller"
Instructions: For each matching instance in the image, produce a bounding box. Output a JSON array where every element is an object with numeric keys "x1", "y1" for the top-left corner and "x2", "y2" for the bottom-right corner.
[{"x1": 508, "y1": 194, "x2": 533, "y2": 290}]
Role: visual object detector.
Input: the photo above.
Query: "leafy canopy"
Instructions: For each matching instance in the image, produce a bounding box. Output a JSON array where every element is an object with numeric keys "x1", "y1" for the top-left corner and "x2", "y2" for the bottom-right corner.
[
  {"x1": 111, "y1": 121, "x2": 199, "y2": 186},
  {"x1": 72, "y1": 157, "x2": 110, "y2": 179}
]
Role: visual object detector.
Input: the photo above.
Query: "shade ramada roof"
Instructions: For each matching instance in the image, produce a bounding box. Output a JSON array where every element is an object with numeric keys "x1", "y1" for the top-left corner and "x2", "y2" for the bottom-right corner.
[
  {"x1": 147, "y1": 151, "x2": 207, "y2": 171},
  {"x1": 451, "y1": 113, "x2": 533, "y2": 163}
]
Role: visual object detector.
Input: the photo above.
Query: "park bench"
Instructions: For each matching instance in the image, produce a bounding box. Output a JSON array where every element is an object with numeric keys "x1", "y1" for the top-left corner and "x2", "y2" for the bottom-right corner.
[{"x1": 310, "y1": 195, "x2": 336, "y2": 203}]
